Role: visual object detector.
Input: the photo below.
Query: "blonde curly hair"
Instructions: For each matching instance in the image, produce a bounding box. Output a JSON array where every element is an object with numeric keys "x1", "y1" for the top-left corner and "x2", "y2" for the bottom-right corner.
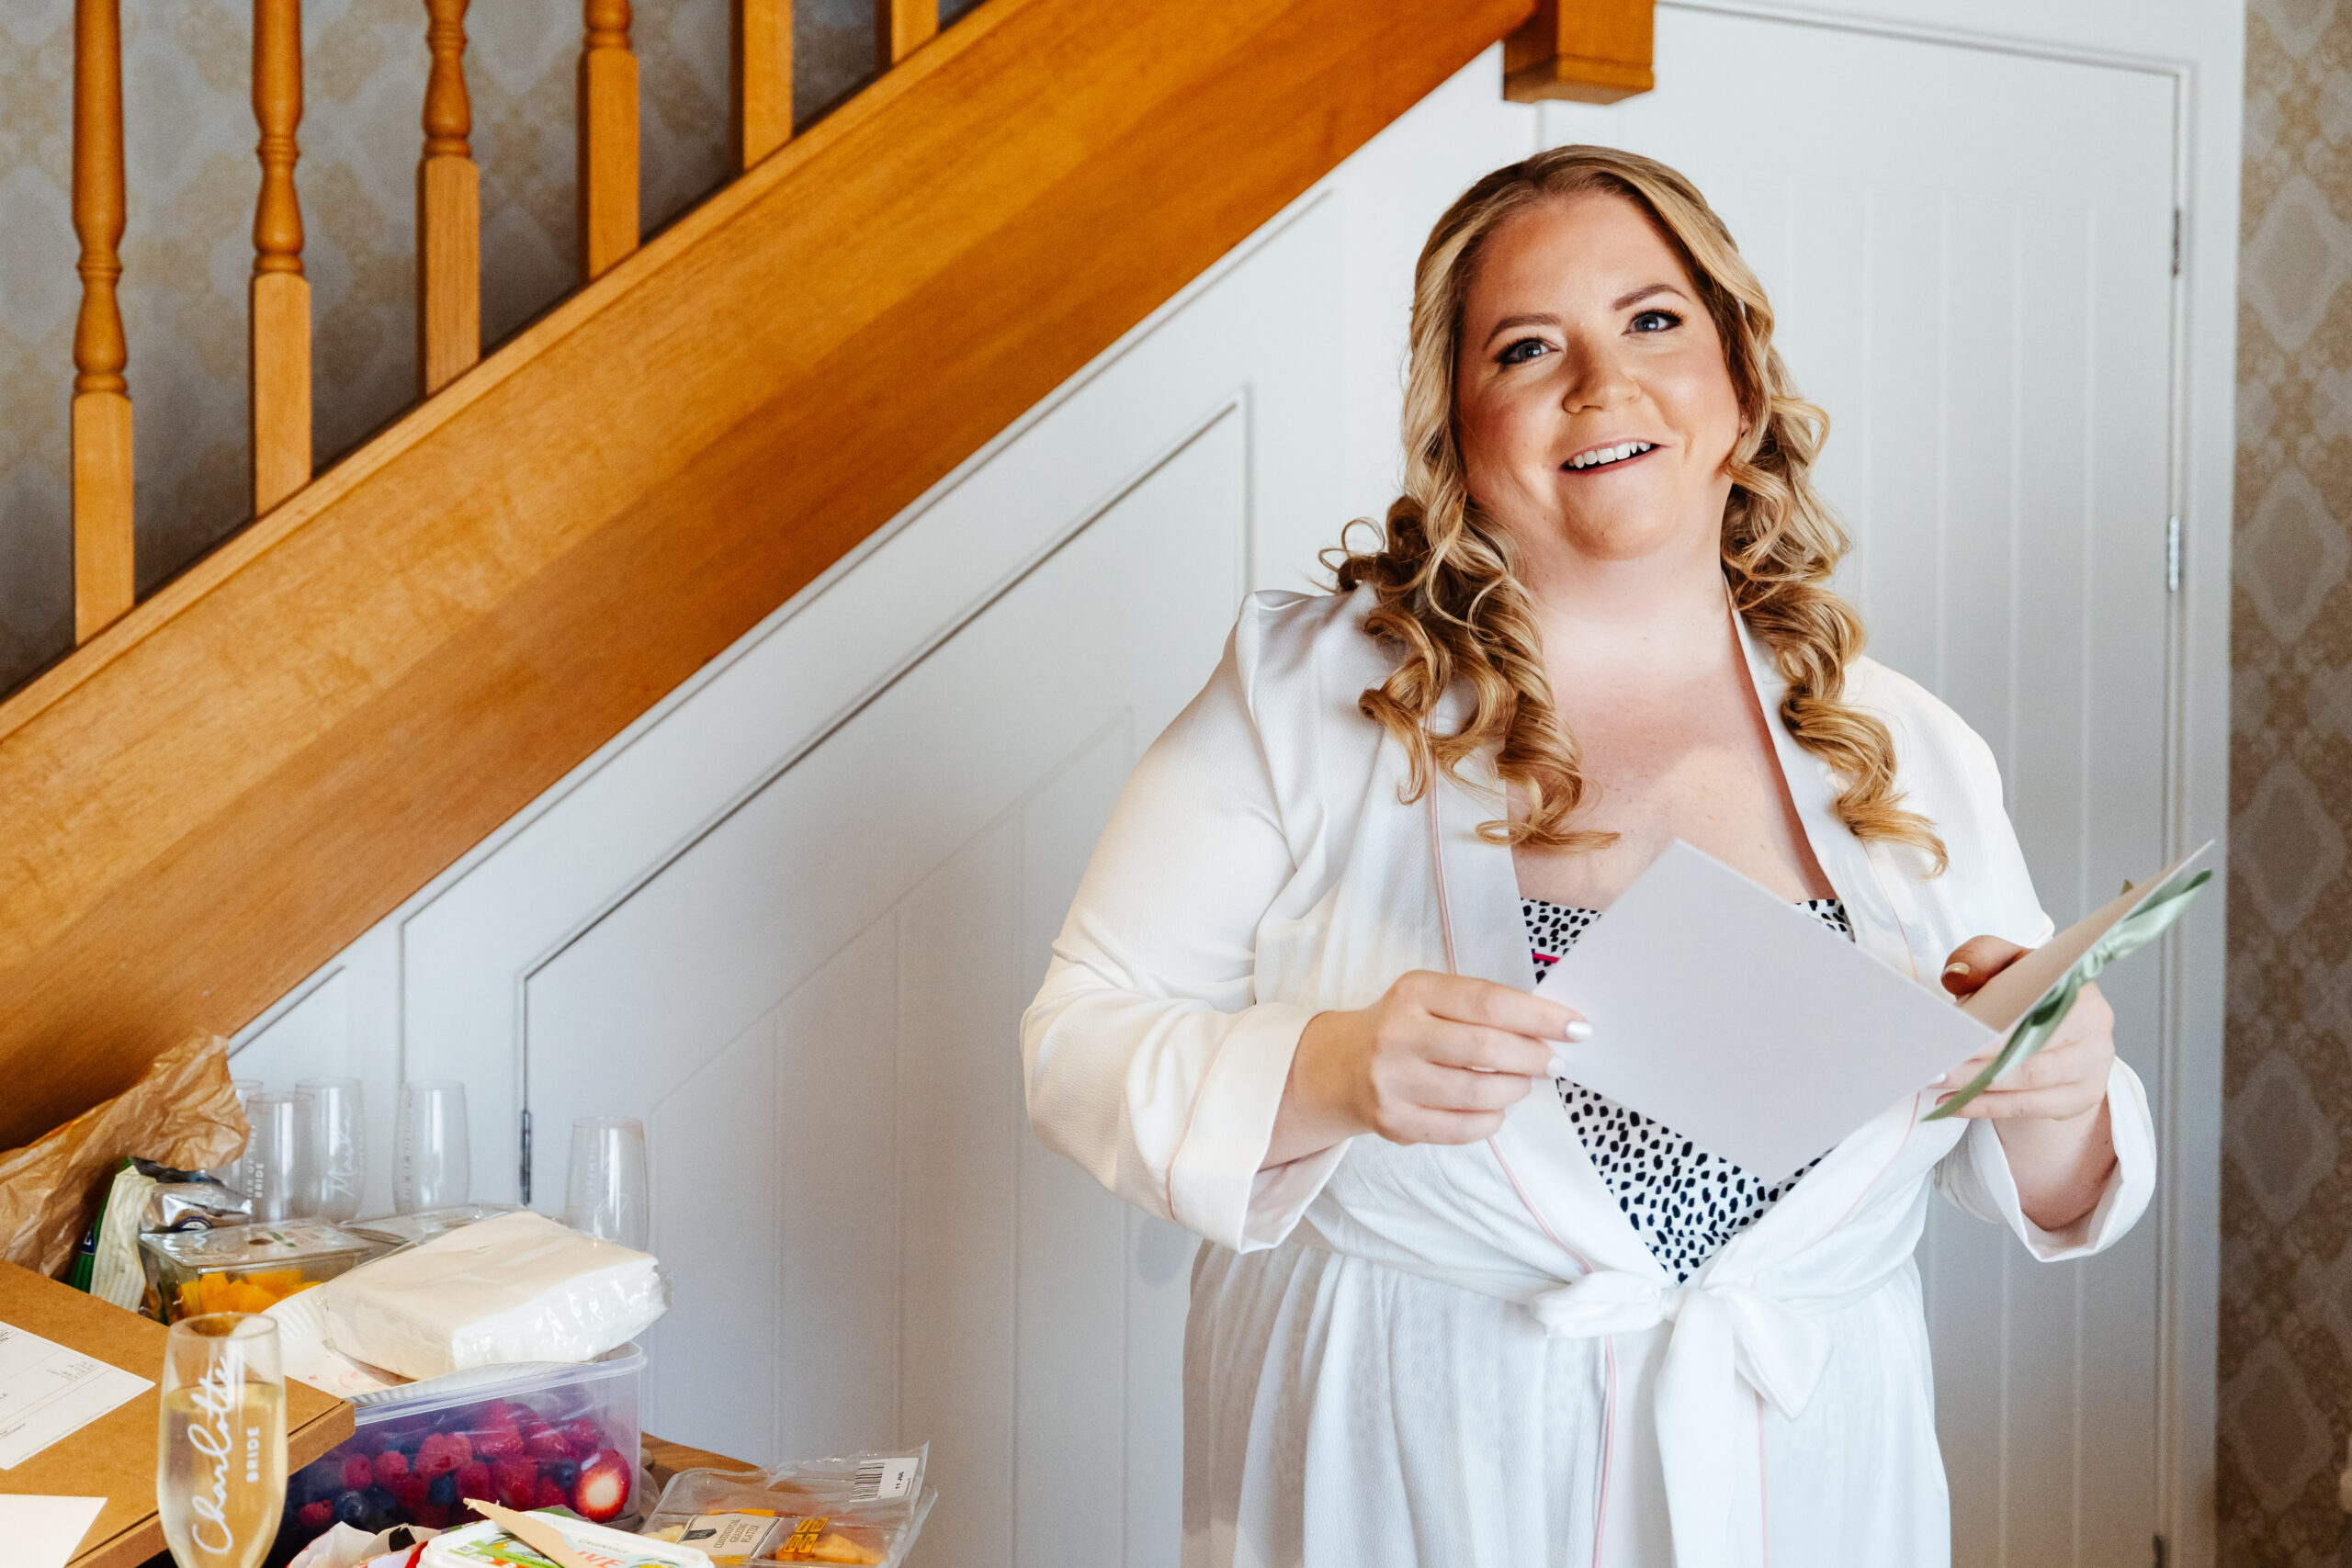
[{"x1": 1329, "y1": 144, "x2": 1945, "y2": 871}]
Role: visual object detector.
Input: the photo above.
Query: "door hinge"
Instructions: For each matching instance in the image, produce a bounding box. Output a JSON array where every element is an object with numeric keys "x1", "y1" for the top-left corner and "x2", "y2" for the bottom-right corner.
[
  {"x1": 519, "y1": 1108, "x2": 534, "y2": 1204},
  {"x1": 2171, "y1": 208, "x2": 2183, "y2": 276},
  {"x1": 2166, "y1": 514, "x2": 2182, "y2": 592}
]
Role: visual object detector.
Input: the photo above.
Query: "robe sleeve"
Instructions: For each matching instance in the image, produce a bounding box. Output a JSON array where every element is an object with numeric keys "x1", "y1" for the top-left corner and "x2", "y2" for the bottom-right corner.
[
  {"x1": 1021, "y1": 607, "x2": 1342, "y2": 1252},
  {"x1": 1927, "y1": 723, "x2": 2159, "y2": 1258}
]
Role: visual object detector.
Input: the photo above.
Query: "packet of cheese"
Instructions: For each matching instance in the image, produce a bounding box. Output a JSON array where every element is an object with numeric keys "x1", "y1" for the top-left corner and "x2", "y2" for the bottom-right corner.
[{"x1": 643, "y1": 1448, "x2": 933, "y2": 1568}]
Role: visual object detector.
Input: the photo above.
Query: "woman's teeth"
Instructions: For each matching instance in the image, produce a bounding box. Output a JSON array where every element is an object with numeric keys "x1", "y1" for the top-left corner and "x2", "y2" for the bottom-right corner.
[{"x1": 1566, "y1": 442, "x2": 1655, "y2": 469}]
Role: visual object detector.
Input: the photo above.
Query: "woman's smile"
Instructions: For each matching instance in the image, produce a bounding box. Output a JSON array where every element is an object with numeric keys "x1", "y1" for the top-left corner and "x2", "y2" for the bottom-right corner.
[{"x1": 1561, "y1": 439, "x2": 1660, "y2": 472}]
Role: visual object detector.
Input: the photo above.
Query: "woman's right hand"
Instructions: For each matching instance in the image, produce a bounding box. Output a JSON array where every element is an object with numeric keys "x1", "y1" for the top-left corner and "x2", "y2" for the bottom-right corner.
[{"x1": 1264, "y1": 971, "x2": 1588, "y2": 1168}]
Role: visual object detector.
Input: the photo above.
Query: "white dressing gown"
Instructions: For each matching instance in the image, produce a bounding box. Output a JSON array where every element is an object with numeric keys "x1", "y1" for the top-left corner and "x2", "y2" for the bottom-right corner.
[{"x1": 1021, "y1": 586, "x2": 2156, "y2": 1568}]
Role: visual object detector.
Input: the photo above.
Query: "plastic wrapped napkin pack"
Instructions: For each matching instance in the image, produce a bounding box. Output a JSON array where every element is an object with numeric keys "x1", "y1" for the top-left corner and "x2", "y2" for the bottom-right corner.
[{"x1": 318, "y1": 1209, "x2": 668, "y2": 1381}]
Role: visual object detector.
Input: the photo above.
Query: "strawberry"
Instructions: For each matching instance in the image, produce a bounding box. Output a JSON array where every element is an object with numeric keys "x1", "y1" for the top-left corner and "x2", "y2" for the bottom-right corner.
[
  {"x1": 523, "y1": 1427, "x2": 570, "y2": 1461},
  {"x1": 443, "y1": 1432, "x2": 473, "y2": 1466},
  {"x1": 412, "y1": 1500, "x2": 456, "y2": 1529},
  {"x1": 571, "y1": 1449, "x2": 630, "y2": 1523},
  {"x1": 371, "y1": 1449, "x2": 410, "y2": 1487},
  {"x1": 534, "y1": 1476, "x2": 570, "y2": 1510},
  {"x1": 340, "y1": 1454, "x2": 373, "y2": 1491},
  {"x1": 390, "y1": 1473, "x2": 431, "y2": 1513},
  {"x1": 557, "y1": 1416, "x2": 603, "y2": 1459},
  {"x1": 494, "y1": 1455, "x2": 538, "y2": 1511},
  {"x1": 454, "y1": 1459, "x2": 492, "y2": 1504},
  {"x1": 297, "y1": 1499, "x2": 334, "y2": 1529}
]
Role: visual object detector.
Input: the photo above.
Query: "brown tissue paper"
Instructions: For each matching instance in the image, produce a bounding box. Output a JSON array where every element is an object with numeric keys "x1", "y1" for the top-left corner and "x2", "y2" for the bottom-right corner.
[{"x1": 0, "y1": 1035, "x2": 248, "y2": 1278}]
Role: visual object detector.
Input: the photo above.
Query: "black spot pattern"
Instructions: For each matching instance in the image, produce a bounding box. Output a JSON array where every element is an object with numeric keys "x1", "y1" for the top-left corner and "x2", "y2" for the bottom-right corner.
[{"x1": 1524, "y1": 895, "x2": 1855, "y2": 1282}]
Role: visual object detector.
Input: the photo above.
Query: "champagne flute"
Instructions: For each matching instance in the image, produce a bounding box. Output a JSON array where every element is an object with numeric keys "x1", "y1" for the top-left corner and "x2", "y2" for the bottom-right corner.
[
  {"x1": 158, "y1": 1314, "x2": 287, "y2": 1568},
  {"x1": 243, "y1": 1090, "x2": 319, "y2": 1223},
  {"x1": 393, "y1": 1079, "x2": 469, "y2": 1213},
  {"x1": 297, "y1": 1077, "x2": 366, "y2": 1224},
  {"x1": 563, "y1": 1116, "x2": 650, "y2": 1249}
]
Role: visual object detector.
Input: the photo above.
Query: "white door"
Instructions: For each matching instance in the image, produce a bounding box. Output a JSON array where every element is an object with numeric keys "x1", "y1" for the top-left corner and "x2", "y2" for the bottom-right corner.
[{"x1": 1543, "y1": 14, "x2": 2177, "y2": 1565}]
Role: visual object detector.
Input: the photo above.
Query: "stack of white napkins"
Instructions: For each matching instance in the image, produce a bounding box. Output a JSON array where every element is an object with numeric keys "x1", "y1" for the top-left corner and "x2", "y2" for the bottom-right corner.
[{"x1": 321, "y1": 1209, "x2": 667, "y2": 1380}]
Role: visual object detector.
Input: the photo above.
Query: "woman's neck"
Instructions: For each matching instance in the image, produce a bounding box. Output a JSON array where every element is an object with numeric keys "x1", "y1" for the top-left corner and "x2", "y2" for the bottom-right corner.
[{"x1": 1511, "y1": 524, "x2": 1732, "y2": 682}]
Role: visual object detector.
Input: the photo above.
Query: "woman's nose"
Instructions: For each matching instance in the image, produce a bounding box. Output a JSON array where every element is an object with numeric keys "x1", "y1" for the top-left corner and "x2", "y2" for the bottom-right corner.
[{"x1": 1556, "y1": 332, "x2": 1638, "y2": 414}]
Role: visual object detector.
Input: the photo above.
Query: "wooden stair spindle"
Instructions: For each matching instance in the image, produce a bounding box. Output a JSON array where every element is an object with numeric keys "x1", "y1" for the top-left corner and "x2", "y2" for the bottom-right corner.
[
  {"x1": 1503, "y1": 0, "x2": 1655, "y2": 105},
  {"x1": 419, "y1": 0, "x2": 481, "y2": 393},
  {"x1": 71, "y1": 0, "x2": 135, "y2": 641},
  {"x1": 731, "y1": 0, "x2": 791, "y2": 172},
  {"x1": 578, "y1": 0, "x2": 639, "y2": 281},
  {"x1": 876, "y1": 0, "x2": 935, "y2": 70},
  {"x1": 250, "y1": 0, "x2": 311, "y2": 513}
]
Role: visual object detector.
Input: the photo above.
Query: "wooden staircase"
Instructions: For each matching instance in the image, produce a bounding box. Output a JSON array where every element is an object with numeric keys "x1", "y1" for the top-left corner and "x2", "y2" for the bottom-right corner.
[{"x1": 2, "y1": 0, "x2": 1657, "y2": 1147}]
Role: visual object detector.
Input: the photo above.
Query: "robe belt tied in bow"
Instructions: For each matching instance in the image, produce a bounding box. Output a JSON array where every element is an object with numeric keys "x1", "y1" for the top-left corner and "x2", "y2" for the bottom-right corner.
[{"x1": 1530, "y1": 1268, "x2": 1884, "y2": 1567}]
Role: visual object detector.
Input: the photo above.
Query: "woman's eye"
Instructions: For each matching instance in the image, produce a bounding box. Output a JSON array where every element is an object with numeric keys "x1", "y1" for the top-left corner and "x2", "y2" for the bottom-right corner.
[
  {"x1": 1497, "y1": 337, "x2": 1549, "y2": 366},
  {"x1": 1629, "y1": 309, "x2": 1681, "y2": 333}
]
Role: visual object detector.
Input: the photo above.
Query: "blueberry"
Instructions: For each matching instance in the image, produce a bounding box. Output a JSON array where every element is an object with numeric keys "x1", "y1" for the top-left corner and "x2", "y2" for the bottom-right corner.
[
  {"x1": 427, "y1": 1472, "x2": 458, "y2": 1506},
  {"x1": 334, "y1": 1492, "x2": 369, "y2": 1527},
  {"x1": 542, "y1": 1458, "x2": 578, "y2": 1489}
]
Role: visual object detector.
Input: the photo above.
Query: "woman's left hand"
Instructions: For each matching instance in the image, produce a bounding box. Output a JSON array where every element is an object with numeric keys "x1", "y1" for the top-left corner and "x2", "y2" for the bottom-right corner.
[
  {"x1": 1933, "y1": 935, "x2": 2115, "y2": 1121},
  {"x1": 1934, "y1": 934, "x2": 2119, "y2": 1235}
]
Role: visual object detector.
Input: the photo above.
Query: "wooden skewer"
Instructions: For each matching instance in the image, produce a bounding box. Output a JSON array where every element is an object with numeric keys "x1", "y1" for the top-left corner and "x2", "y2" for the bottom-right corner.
[
  {"x1": 732, "y1": 0, "x2": 792, "y2": 172},
  {"x1": 578, "y1": 0, "x2": 639, "y2": 282},
  {"x1": 875, "y1": 0, "x2": 935, "y2": 70},
  {"x1": 72, "y1": 0, "x2": 134, "y2": 641},
  {"x1": 250, "y1": 0, "x2": 311, "y2": 514},
  {"x1": 419, "y1": 0, "x2": 480, "y2": 394}
]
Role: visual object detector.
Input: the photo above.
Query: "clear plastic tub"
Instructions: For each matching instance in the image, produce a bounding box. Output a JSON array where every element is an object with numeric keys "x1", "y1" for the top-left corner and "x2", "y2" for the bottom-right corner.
[
  {"x1": 139, "y1": 1219, "x2": 374, "y2": 1322},
  {"x1": 275, "y1": 1341, "x2": 644, "y2": 1563}
]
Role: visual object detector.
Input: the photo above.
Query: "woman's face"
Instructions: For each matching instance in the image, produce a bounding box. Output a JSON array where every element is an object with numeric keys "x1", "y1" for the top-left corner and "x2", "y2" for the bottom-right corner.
[{"x1": 1453, "y1": 192, "x2": 1746, "y2": 569}]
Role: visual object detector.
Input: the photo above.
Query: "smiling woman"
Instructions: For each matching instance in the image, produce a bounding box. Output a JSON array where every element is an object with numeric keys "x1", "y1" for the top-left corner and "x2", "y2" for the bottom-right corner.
[{"x1": 1022, "y1": 144, "x2": 2156, "y2": 1567}]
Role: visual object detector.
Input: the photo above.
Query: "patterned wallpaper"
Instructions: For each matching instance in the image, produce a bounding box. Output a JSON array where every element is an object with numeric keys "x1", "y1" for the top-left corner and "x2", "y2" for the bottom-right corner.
[
  {"x1": 2221, "y1": 0, "x2": 2352, "y2": 1562},
  {"x1": 0, "y1": 0, "x2": 965, "y2": 697}
]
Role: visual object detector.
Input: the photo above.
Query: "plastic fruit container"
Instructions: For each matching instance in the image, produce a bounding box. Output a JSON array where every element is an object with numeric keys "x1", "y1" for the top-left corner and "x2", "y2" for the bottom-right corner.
[
  {"x1": 139, "y1": 1219, "x2": 374, "y2": 1323},
  {"x1": 275, "y1": 1341, "x2": 644, "y2": 1564}
]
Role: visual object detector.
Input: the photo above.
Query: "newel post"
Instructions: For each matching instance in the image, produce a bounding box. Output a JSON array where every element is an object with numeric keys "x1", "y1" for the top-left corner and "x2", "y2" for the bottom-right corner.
[{"x1": 1504, "y1": 0, "x2": 1655, "y2": 105}]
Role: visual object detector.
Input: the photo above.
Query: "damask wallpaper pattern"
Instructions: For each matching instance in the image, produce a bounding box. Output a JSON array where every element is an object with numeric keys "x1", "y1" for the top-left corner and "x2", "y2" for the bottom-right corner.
[
  {"x1": 2221, "y1": 0, "x2": 2352, "y2": 1562},
  {"x1": 0, "y1": 0, "x2": 920, "y2": 695}
]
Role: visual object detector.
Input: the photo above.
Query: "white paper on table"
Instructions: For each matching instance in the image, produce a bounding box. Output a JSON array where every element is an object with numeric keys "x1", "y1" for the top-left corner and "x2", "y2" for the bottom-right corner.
[
  {"x1": 0, "y1": 1321, "x2": 154, "y2": 1470},
  {"x1": 0, "y1": 1494, "x2": 106, "y2": 1568},
  {"x1": 1533, "y1": 840, "x2": 1995, "y2": 1182}
]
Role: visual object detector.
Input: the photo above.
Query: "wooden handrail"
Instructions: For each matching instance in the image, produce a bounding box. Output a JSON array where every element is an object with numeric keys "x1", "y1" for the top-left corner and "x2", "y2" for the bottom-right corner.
[
  {"x1": 0, "y1": 0, "x2": 1533, "y2": 1151},
  {"x1": 250, "y1": 0, "x2": 311, "y2": 513},
  {"x1": 877, "y1": 0, "x2": 936, "y2": 69},
  {"x1": 578, "y1": 0, "x2": 639, "y2": 281},
  {"x1": 732, "y1": 0, "x2": 792, "y2": 171},
  {"x1": 419, "y1": 0, "x2": 481, "y2": 394},
  {"x1": 71, "y1": 0, "x2": 133, "y2": 643}
]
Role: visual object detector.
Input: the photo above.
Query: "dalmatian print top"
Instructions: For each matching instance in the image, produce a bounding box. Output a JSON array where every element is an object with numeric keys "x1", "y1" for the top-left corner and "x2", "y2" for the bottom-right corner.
[{"x1": 1522, "y1": 895, "x2": 1855, "y2": 1282}]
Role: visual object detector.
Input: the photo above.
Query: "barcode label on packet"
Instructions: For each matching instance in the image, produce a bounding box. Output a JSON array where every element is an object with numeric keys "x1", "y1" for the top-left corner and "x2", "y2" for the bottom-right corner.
[{"x1": 853, "y1": 1457, "x2": 919, "y2": 1501}]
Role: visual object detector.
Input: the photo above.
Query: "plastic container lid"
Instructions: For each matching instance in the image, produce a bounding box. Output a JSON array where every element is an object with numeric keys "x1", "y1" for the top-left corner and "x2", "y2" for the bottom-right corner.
[
  {"x1": 349, "y1": 1339, "x2": 645, "y2": 1415},
  {"x1": 141, "y1": 1218, "x2": 373, "y2": 1273}
]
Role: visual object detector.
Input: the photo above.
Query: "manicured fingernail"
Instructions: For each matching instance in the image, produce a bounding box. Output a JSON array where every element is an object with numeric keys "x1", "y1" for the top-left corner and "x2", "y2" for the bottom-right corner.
[
  {"x1": 1562, "y1": 1020, "x2": 1593, "y2": 1043},
  {"x1": 1942, "y1": 961, "x2": 1971, "y2": 977},
  {"x1": 1546, "y1": 1056, "x2": 1568, "y2": 1078}
]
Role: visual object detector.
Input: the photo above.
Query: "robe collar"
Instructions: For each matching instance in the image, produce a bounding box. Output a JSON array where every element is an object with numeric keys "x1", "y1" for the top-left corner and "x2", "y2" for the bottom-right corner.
[{"x1": 1438, "y1": 592, "x2": 1939, "y2": 1283}]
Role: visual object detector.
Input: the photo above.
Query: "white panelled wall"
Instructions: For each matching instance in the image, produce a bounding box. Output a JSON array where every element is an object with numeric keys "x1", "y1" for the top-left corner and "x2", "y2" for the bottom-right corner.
[{"x1": 231, "y1": 6, "x2": 2241, "y2": 1564}]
